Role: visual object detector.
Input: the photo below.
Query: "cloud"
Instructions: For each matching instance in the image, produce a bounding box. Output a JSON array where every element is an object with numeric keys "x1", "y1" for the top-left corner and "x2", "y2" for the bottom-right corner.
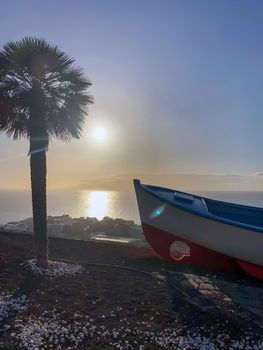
[
  {"x1": 69, "y1": 172, "x2": 263, "y2": 192},
  {"x1": 252, "y1": 172, "x2": 263, "y2": 176}
]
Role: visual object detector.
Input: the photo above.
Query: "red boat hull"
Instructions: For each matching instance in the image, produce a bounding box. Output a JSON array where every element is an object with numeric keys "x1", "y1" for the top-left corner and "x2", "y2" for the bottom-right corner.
[{"x1": 142, "y1": 222, "x2": 263, "y2": 279}]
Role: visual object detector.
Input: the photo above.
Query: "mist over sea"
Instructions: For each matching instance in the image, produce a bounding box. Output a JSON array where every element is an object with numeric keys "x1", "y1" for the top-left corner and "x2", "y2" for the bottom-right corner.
[{"x1": 1, "y1": 189, "x2": 263, "y2": 225}]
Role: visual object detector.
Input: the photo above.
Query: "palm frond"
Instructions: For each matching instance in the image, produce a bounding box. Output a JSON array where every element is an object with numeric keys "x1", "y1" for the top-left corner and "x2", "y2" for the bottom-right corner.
[
  {"x1": 2, "y1": 37, "x2": 74, "y2": 76},
  {"x1": 0, "y1": 36, "x2": 93, "y2": 143}
]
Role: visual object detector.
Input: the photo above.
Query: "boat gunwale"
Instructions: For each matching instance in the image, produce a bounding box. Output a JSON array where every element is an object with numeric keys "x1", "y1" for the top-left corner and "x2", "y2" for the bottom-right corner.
[{"x1": 134, "y1": 179, "x2": 263, "y2": 234}]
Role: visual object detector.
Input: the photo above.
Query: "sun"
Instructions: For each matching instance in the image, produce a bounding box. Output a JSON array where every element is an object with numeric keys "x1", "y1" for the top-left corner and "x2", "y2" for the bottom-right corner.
[{"x1": 92, "y1": 127, "x2": 107, "y2": 141}]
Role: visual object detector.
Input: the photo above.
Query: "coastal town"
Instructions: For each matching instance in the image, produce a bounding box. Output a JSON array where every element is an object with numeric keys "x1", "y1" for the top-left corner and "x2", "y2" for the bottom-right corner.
[{"x1": 0, "y1": 215, "x2": 145, "y2": 246}]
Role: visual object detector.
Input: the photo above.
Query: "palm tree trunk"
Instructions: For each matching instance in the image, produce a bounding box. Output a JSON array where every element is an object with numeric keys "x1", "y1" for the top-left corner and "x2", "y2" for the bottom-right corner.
[{"x1": 30, "y1": 144, "x2": 48, "y2": 267}]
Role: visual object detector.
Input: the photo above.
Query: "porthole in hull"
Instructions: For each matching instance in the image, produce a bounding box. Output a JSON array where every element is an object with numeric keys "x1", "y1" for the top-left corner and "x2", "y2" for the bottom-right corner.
[{"x1": 170, "y1": 241, "x2": 190, "y2": 261}]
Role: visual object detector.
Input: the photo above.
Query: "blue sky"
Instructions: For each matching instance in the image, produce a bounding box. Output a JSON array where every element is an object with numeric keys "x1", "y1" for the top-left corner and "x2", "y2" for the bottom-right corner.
[{"x1": 1, "y1": 1, "x2": 263, "y2": 190}]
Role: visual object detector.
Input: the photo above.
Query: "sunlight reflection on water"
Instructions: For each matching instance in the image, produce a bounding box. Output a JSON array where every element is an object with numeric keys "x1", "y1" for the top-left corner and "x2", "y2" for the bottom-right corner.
[
  {"x1": 73, "y1": 190, "x2": 139, "y2": 223},
  {"x1": 0, "y1": 190, "x2": 140, "y2": 224},
  {"x1": 86, "y1": 191, "x2": 109, "y2": 220}
]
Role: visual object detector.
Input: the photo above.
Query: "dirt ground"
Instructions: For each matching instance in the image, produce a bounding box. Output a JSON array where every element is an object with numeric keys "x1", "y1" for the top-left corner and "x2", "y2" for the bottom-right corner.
[{"x1": 0, "y1": 232, "x2": 262, "y2": 349}]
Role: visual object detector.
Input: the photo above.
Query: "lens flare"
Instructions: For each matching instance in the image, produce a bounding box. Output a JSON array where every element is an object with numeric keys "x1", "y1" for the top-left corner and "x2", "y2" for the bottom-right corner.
[{"x1": 150, "y1": 204, "x2": 166, "y2": 219}]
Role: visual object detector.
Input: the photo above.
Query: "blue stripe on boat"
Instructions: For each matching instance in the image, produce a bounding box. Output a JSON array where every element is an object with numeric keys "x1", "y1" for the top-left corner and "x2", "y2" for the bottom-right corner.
[{"x1": 134, "y1": 179, "x2": 263, "y2": 234}]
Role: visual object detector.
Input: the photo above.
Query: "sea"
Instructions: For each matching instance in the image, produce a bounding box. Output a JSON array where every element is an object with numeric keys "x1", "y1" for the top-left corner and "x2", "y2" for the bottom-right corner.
[{"x1": 1, "y1": 190, "x2": 263, "y2": 225}]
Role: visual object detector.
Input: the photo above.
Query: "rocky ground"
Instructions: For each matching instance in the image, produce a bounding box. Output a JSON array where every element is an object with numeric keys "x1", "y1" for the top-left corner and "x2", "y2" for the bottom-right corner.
[{"x1": 0, "y1": 231, "x2": 263, "y2": 349}]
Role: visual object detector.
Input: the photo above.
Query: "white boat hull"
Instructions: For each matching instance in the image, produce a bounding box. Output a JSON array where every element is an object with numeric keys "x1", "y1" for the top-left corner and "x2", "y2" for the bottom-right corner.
[{"x1": 134, "y1": 180, "x2": 263, "y2": 279}]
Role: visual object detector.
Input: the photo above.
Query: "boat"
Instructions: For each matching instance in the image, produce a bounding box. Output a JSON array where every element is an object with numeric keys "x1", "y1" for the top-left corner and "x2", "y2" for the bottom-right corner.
[{"x1": 133, "y1": 179, "x2": 263, "y2": 280}]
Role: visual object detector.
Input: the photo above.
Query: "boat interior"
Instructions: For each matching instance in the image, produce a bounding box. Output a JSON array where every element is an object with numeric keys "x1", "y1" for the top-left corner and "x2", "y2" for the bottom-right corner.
[{"x1": 147, "y1": 184, "x2": 263, "y2": 228}]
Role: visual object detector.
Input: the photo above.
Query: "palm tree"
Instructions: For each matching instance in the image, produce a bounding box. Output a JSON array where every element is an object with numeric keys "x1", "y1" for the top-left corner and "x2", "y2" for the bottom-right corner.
[{"x1": 0, "y1": 37, "x2": 93, "y2": 267}]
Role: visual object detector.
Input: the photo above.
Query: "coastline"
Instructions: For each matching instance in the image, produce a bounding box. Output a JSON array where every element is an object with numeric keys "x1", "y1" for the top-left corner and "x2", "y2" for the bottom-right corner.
[{"x1": 0, "y1": 215, "x2": 145, "y2": 246}]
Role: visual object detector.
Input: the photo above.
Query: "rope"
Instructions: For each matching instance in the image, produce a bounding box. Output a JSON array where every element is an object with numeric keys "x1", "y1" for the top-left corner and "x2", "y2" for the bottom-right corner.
[{"x1": 52, "y1": 257, "x2": 191, "y2": 299}]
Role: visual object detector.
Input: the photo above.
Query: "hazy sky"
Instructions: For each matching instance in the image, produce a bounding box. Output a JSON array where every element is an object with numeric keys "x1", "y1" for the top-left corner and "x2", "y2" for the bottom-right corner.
[{"x1": 1, "y1": 0, "x2": 263, "y2": 191}]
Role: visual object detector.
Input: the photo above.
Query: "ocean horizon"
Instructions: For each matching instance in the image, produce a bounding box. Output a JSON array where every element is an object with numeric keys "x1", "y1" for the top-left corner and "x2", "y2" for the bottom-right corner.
[{"x1": 1, "y1": 189, "x2": 263, "y2": 226}]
